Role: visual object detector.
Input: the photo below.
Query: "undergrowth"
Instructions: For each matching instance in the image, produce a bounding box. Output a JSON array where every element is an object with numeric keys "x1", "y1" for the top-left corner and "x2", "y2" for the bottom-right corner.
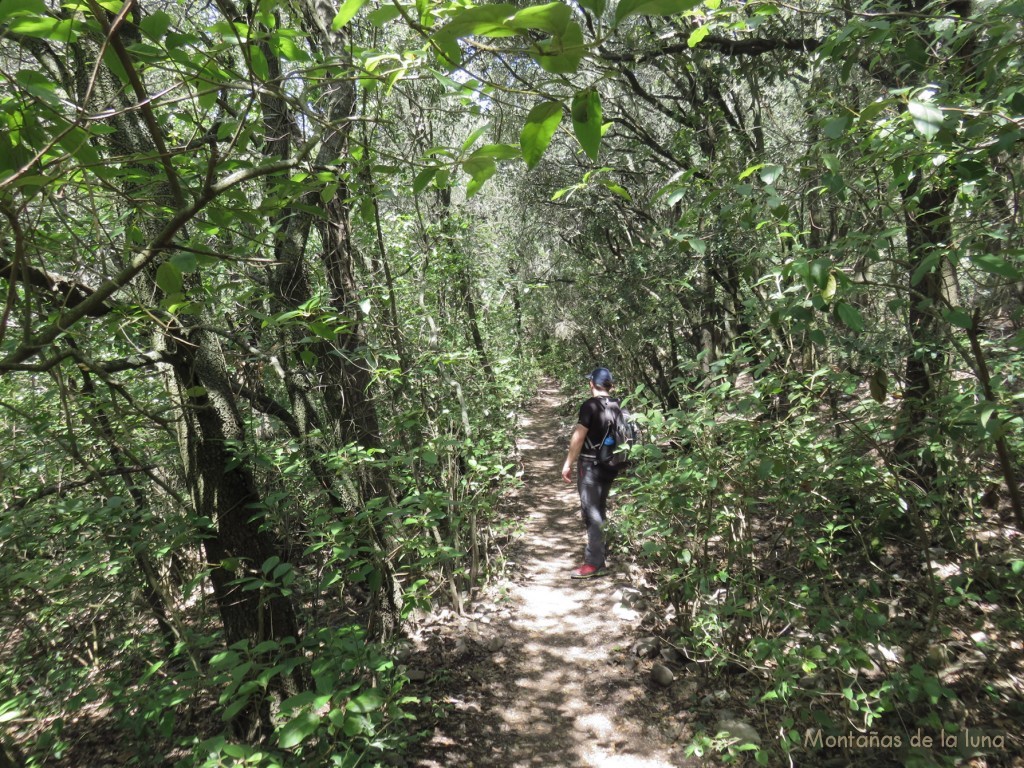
[{"x1": 615, "y1": 362, "x2": 1024, "y2": 766}]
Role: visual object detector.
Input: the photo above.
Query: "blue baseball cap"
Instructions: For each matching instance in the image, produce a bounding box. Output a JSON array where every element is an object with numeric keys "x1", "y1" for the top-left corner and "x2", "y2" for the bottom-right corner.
[{"x1": 587, "y1": 367, "x2": 613, "y2": 388}]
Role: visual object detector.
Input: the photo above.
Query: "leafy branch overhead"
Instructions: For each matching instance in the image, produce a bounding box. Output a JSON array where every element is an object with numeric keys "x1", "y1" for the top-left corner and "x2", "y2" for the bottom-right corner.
[{"x1": 2, "y1": 0, "x2": 1024, "y2": 765}]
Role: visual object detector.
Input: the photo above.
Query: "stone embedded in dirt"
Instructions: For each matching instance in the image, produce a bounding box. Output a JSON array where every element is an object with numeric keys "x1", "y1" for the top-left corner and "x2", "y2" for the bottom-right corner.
[
  {"x1": 651, "y1": 662, "x2": 675, "y2": 687},
  {"x1": 485, "y1": 636, "x2": 506, "y2": 652},
  {"x1": 634, "y1": 636, "x2": 661, "y2": 658},
  {"x1": 453, "y1": 638, "x2": 469, "y2": 657},
  {"x1": 925, "y1": 643, "x2": 950, "y2": 670},
  {"x1": 613, "y1": 603, "x2": 641, "y2": 622},
  {"x1": 679, "y1": 681, "x2": 700, "y2": 700},
  {"x1": 617, "y1": 587, "x2": 645, "y2": 607},
  {"x1": 406, "y1": 668, "x2": 428, "y2": 682},
  {"x1": 392, "y1": 640, "x2": 414, "y2": 663},
  {"x1": 715, "y1": 714, "x2": 761, "y2": 746},
  {"x1": 701, "y1": 689, "x2": 730, "y2": 705}
]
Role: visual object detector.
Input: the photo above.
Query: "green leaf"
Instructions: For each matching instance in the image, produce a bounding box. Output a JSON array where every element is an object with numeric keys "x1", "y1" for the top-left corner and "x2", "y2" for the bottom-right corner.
[
  {"x1": 534, "y1": 20, "x2": 585, "y2": 73},
  {"x1": 836, "y1": 302, "x2": 863, "y2": 332},
  {"x1": 431, "y1": 30, "x2": 462, "y2": 68},
  {"x1": 412, "y1": 167, "x2": 438, "y2": 193},
  {"x1": 970, "y1": 253, "x2": 1022, "y2": 279},
  {"x1": 368, "y1": 5, "x2": 402, "y2": 26},
  {"x1": 577, "y1": 0, "x2": 606, "y2": 14},
  {"x1": 342, "y1": 714, "x2": 364, "y2": 737},
  {"x1": 821, "y1": 272, "x2": 837, "y2": 302},
  {"x1": 57, "y1": 126, "x2": 102, "y2": 167},
  {"x1": 463, "y1": 156, "x2": 496, "y2": 197},
  {"x1": 156, "y1": 262, "x2": 183, "y2": 295},
  {"x1": 280, "y1": 691, "x2": 320, "y2": 713},
  {"x1": 171, "y1": 252, "x2": 198, "y2": 273},
  {"x1": 687, "y1": 25, "x2": 709, "y2": 47},
  {"x1": 941, "y1": 306, "x2": 973, "y2": 330},
  {"x1": 469, "y1": 143, "x2": 521, "y2": 160},
  {"x1": 14, "y1": 69, "x2": 60, "y2": 106},
  {"x1": 911, "y1": 252, "x2": 940, "y2": 286},
  {"x1": 738, "y1": 163, "x2": 763, "y2": 181},
  {"x1": 0, "y1": 0, "x2": 47, "y2": 20},
  {"x1": 139, "y1": 10, "x2": 172, "y2": 40},
  {"x1": 272, "y1": 33, "x2": 309, "y2": 62},
  {"x1": 759, "y1": 164, "x2": 783, "y2": 185},
  {"x1": 332, "y1": 0, "x2": 369, "y2": 30},
  {"x1": 509, "y1": 2, "x2": 571, "y2": 34},
  {"x1": 571, "y1": 88, "x2": 602, "y2": 161},
  {"x1": 808, "y1": 258, "x2": 830, "y2": 289},
  {"x1": 347, "y1": 688, "x2": 384, "y2": 713},
  {"x1": 520, "y1": 101, "x2": 563, "y2": 169},
  {"x1": 278, "y1": 710, "x2": 321, "y2": 749},
  {"x1": 859, "y1": 98, "x2": 893, "y2": 122},
  {"x1": 441, "y1": 4, "x2": 517, "y2": 35},
  {"x1": 978, "y1": 401, "x2": 996, "y2": 429},
  {"x1": 551, "y1": 183, "x2": 583, "y2": 201},
  {"x1": 221, "y1": 693, "x2": 253, "y2": 721},
  {"x1": 600, "y1": 180, "x2": 632, "y2": 201},
  {"x1": 908, "y1": 100, "x2": 944, "y2": 140},
  {"x1": 823, "y1": 115, "x2": 850, "y2": 139},
  {"x1": 869, "y1": 369, "x2": 888, "y2": 403},
  {"x1": 248, "y1": 45, "x2": 270, "y2": 80},
  {"x1": 8, "y1": 15, "x2": 79, "y2": 41},
  {"x1": 615, "y1": 0, "x2": 701, "y2": 24},
  {"x1": 952, "y1": 159, "x2": 989, "y2": 182},
  {"x1": 461, "y1": 124, "x2": 489, "y2": 153}
]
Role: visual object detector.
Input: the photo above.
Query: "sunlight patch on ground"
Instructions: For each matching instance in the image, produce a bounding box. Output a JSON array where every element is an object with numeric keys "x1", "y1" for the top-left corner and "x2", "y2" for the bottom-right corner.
[
  {"x1": 574, "y1": 712, "x2": 614, "y2": 737},
  {"x1": 516, "y1": 584, "x2": 583, "y2": 618},
  {"x1": 582, "y1": 751, "x2": 679, "y2": 768}
]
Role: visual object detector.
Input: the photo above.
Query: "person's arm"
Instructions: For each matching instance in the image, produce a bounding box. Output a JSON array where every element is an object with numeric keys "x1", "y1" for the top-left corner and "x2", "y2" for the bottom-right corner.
[{"x1": 561, "y1": 424, "x2": 589, "y2": 482}]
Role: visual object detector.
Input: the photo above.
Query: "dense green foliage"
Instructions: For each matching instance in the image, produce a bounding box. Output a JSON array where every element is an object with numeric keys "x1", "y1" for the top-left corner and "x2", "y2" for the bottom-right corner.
[{"x1": 1, "y1": 0, "x2": 1023, "y2": 764}]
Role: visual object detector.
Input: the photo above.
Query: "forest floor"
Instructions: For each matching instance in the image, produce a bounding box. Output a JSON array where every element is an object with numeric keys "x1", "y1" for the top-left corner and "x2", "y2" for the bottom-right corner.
[{"x1": 401, "y1": 382, "x2": 695, "y2": 768}]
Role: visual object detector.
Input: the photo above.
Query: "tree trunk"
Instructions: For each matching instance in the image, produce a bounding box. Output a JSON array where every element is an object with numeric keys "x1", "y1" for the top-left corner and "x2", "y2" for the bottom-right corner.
[
  {"x1": 68, "y1": 8, "x2": 305, "y2": 728},
  {"x1": 299, "y1": 0, "x2": 404, "y2": 639},
  {"x1": 895, "y1": 182, "x2": 957, "y2": 486}
]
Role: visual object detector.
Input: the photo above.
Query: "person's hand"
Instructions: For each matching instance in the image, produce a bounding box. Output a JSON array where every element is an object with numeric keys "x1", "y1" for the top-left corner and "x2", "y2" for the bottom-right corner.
[{"x1": 561, "y1": 463, "x2": 572, "y2": 483}]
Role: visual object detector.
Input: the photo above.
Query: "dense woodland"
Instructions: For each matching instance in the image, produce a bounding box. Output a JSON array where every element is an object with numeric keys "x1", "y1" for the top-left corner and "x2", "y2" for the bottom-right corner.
[{"x1": 1, "y1": 0, "x2": 1023, "y2": 764}]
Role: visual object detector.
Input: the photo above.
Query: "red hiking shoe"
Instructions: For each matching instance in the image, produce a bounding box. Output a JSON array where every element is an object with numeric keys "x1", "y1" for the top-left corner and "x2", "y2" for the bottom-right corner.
[{"x1": 570, "y1": 564, "x2": 605, "y2": 579}]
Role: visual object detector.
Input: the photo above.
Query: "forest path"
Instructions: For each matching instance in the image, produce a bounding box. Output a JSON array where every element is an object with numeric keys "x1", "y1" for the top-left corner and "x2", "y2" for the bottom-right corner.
[{"x1": 408, "y1": 381, "x2": 685, "y2": 767}]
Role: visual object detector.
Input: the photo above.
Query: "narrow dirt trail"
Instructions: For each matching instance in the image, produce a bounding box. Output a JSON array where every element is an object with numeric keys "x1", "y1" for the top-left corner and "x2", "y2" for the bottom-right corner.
[{"x1": 409, "y1": 382, "x2": 685, "y2": 768}]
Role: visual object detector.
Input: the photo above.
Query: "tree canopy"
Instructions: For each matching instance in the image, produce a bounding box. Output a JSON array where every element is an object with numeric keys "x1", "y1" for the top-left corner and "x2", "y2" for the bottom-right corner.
[{"x1": 1, "y1": 0, "x2": 1023, "y2": 764}]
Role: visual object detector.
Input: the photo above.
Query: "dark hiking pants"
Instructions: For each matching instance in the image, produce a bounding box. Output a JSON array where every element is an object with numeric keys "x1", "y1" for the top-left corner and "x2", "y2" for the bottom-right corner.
[{"x1": 577, "y1": 458, "x2": 613, "y2": 568}]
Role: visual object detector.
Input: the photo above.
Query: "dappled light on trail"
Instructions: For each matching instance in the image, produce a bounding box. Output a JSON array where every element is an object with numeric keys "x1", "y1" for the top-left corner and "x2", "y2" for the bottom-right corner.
[{"x1": 410, "y1": 383, "x2": 685, "y2": 768}]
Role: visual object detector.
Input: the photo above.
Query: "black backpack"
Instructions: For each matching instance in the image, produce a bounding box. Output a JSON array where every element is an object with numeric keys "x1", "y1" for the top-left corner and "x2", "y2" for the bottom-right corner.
[{"x1": 595, "y1": 398, "x2": 638, "y2": 473}]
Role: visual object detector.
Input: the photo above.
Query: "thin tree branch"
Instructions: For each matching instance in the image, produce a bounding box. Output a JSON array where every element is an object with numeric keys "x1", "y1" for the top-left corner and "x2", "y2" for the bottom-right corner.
[
  {"x1": 0, "y1": 155, "x2": 308, "y2": 371},
  {"x1": 4, "y1": 465, "x2": 158, "y2": 511}
]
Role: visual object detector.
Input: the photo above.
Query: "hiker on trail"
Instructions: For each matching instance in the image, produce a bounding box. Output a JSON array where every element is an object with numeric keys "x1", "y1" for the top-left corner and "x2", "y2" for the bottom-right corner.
[{"x1": 561, "y1": 367, "x2": 622, "y2": 579}]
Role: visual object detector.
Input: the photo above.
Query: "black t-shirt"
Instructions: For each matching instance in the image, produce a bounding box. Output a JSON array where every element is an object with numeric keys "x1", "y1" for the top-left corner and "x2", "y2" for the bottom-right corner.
[{"x1": 578, "y1": 396, "x2": 621, "y2": 457}]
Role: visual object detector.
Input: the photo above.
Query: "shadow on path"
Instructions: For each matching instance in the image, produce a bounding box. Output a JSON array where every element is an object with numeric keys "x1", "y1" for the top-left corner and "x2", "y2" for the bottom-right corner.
[{"x1": 408, "y1": 383, "x2": 685, "y2": 768}]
